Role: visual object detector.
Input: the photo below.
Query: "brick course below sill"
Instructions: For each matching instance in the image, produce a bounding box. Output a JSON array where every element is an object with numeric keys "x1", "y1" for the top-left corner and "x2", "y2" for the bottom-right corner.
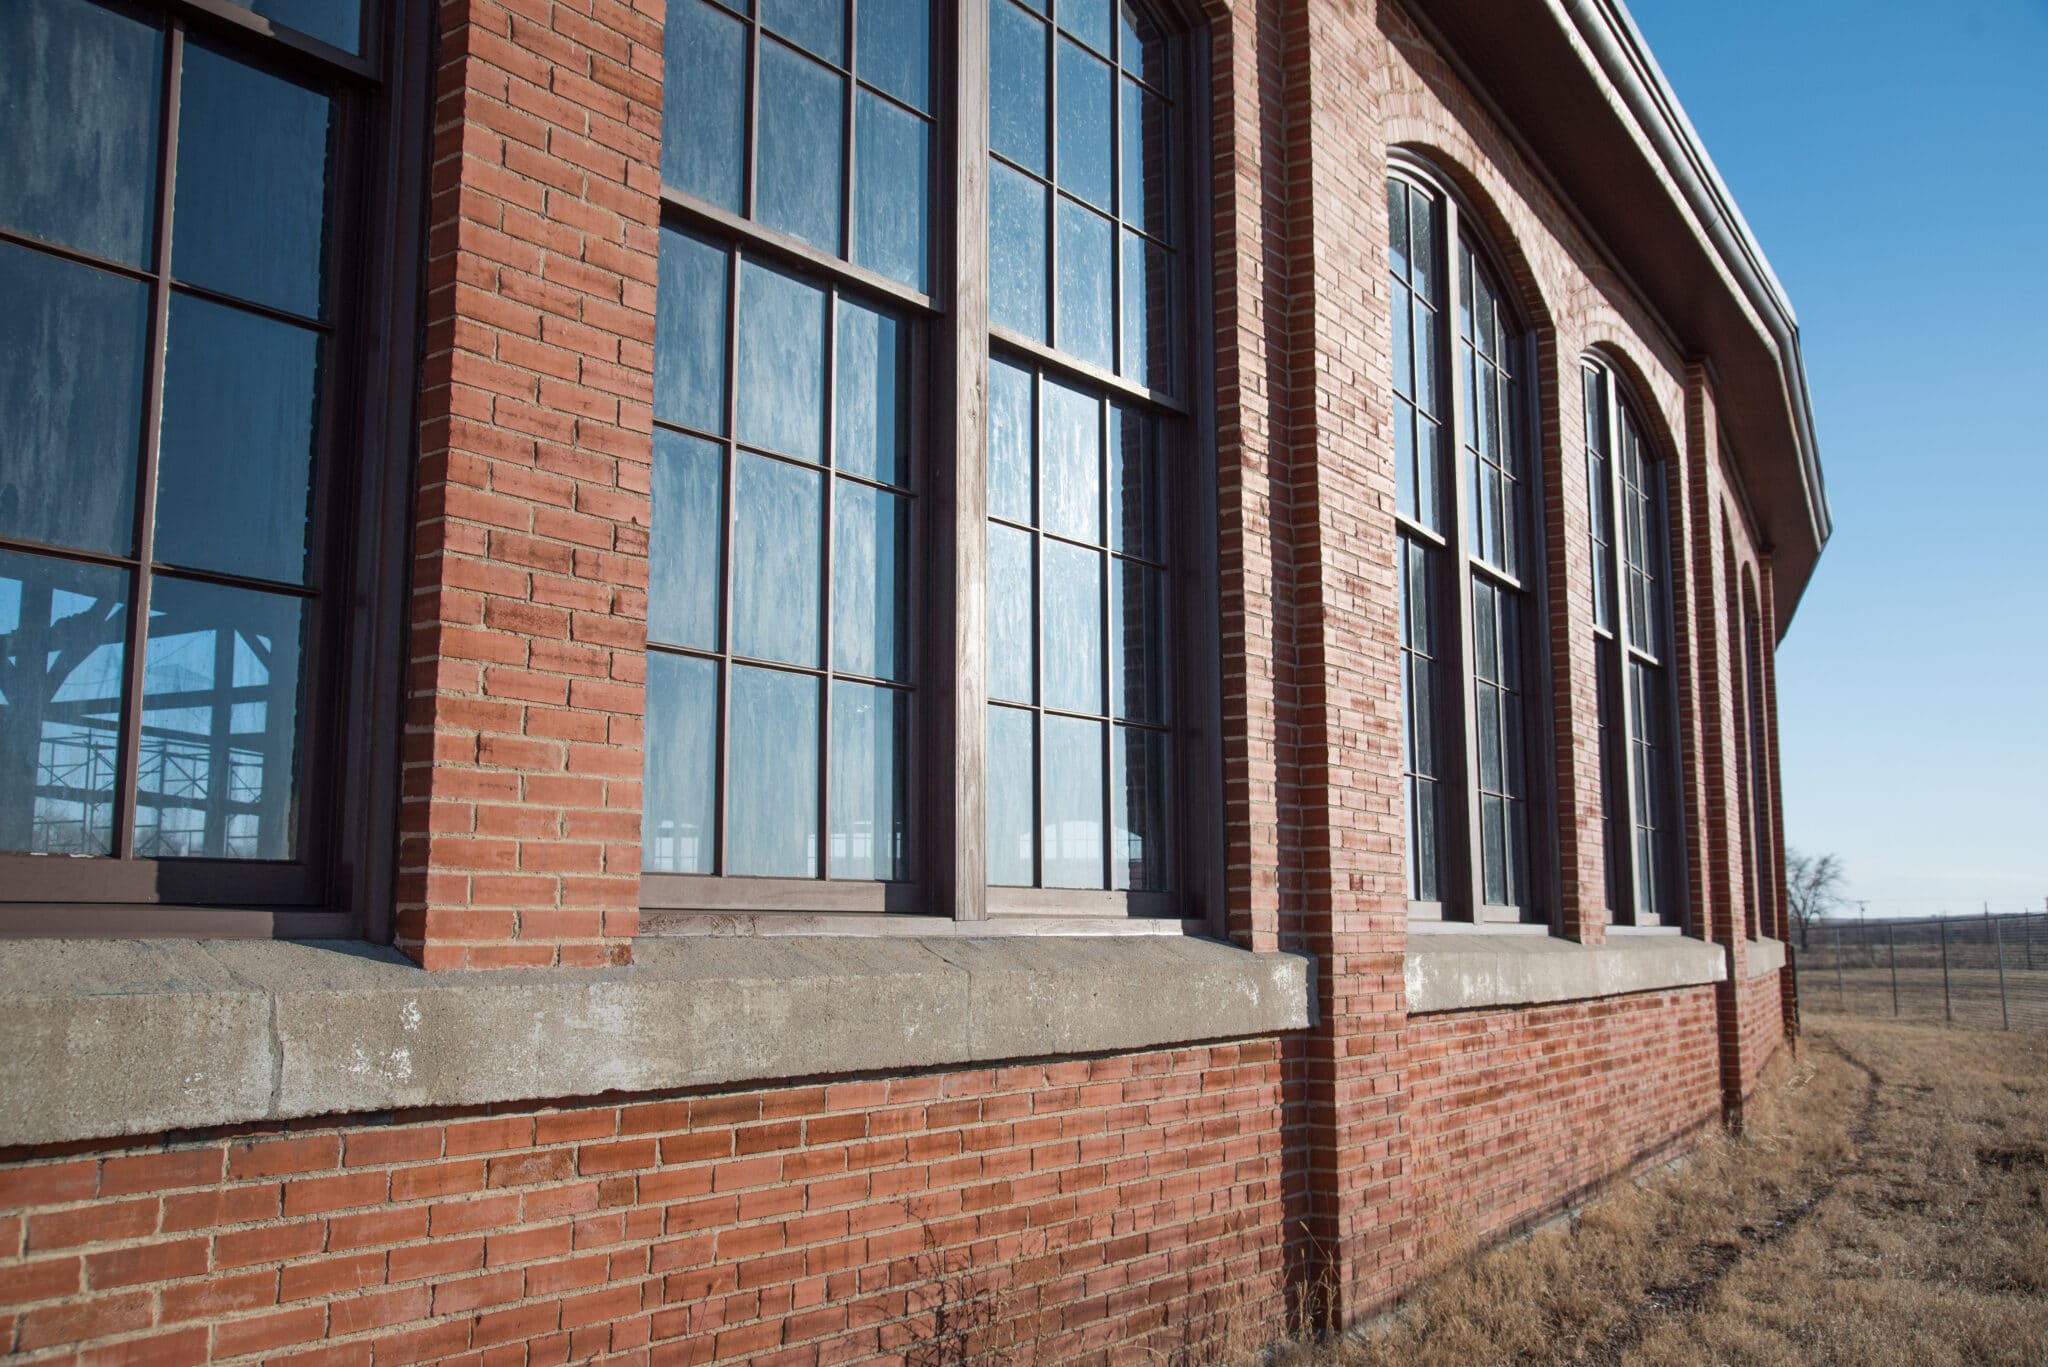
[{"x1": 0, "y1": 937, "x2": 1313, "y2": 1148}]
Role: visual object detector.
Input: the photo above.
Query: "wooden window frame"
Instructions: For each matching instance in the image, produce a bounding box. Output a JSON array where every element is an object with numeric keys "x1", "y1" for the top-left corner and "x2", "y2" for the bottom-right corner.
[
  {"x1": 639, "y1": 0, "x2": 1226, "y2": 937},
  {"x1": 1584, "y1": 360, "x2": 1687, "y2": 930},
  {"x1": 0, "y1": 0, "x2": 428, "y2": 940},
  {"x1": 1390, "y1": 159, "x2": 1560, "y2": 928}
]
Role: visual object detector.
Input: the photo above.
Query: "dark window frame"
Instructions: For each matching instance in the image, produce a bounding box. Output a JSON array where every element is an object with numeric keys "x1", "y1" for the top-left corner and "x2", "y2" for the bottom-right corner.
[
  {"x1": 1583, "y1": 358, "x2": 1686, "y2": 930},
  {"x1": 0, "y1": 0, "x2": 428, "y2": 939},
  {"x1": 638, "y1": 0, "x2": 1226, "y2": 936},
  {"x1": 1389, "y1": 157, "x2": 1559, "y2": 928}
]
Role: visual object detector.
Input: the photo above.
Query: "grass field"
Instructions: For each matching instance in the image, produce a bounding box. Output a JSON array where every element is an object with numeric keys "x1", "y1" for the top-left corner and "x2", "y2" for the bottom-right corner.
[{"x1": 1247, "y1": 1014, "x2": 2048, "y2": 1366}]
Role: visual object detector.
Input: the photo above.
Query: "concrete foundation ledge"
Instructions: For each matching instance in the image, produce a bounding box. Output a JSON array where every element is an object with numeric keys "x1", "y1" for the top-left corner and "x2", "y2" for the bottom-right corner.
[
  {"x1": 1405, "y1": 931, "x2": 1727, "y2": 1015},
  {"x1": 1746, "y1": 935, "x2": 1787, "y2": 978},
  {"x1": 0, "y1": 936, "x2": 1311, "y2": 1149}
]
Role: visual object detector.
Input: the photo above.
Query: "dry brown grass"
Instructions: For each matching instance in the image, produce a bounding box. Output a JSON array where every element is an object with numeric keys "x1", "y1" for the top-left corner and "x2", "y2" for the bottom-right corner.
[{"x1": 1241, "y1": 1015, "x2": 2048, "y2": 1367}]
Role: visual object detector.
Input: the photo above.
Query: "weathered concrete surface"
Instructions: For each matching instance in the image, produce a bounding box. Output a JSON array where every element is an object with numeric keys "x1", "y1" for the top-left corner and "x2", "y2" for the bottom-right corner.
[
  {"x1": 1404, "y1": 931, "x2": 1727, "y2": 1014},
  {"x1": 1746, "y1": 935, "x2": 1787, "y2": 978},
  {"x1": 0, "y1": 937, "x2": 1311, "y2": 1147}
]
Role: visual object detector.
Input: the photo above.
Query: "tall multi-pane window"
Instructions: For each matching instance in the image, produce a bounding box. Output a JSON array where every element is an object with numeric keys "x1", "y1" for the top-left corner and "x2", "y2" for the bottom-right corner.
[
  {"x1": 1389, "y1": 167, "x2": 1547, "y2": 923},
  {"x1": 643, "y1": 0, "x2": 1207, "y2": 921},
  {"x1": 1742, "y1": 579, "x2": 1775, "y2": 939},
  {"x1": 0, "y1": 0, "x2": 412, "y2": 932},
  {"x1": 1583, "y1": 362, "x2": 1682, "y2": 926}
]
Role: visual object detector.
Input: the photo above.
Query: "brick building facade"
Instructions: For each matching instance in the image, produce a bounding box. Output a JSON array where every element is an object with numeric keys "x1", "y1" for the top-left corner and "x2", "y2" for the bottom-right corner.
[{"x1": 0, "y1": 0, "x2": 1827, "y2": 1361}]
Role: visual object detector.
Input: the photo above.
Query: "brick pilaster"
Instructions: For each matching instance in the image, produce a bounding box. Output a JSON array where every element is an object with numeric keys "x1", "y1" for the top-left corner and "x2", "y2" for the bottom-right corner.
[{"x1": 399, "y1": 0, "x2": 663, "y2": 968}]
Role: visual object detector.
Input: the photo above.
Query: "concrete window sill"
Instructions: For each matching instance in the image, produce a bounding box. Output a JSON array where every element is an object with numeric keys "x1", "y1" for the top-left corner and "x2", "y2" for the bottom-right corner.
[
  {"x1": 0, "y1": 936, "x2": 1312, "y2": 1149},
  {"x1": 1405, "y1": 930, "x2": 1728, "y2": 1014},
  {"x1": 1747, "y1": 936, "x2": 1787, "y2": 978}
]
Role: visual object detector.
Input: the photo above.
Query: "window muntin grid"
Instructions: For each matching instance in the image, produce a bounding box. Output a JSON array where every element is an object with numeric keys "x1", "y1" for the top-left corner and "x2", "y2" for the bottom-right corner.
[
  {"x1": 0, "y1": 0, "x2": 353, "y2": 874},
  {"x1": 1583, "y1": 361, "x2": 1682, "y2": 927},
  {"x1": 643, "y1": 227, "x2": 917, "y2": 883},
  {"x1": 984, "y1": 358, "x2": 1173, "y2": 893},
  {"x1": 1390, "y1": 168, "x2": 1544, "y2": 921},
  {"x1": 987, "y1": 0, "x2": 1179, "y2": 393},
  {"x1": 662, "y1": 0, "x2": 933, "y2": 292}
]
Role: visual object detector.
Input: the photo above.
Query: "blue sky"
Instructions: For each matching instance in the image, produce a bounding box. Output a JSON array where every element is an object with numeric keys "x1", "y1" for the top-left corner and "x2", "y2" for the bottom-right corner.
[{"x1": 1624, "y1": 0, "x2": 2048, "y2": 917}]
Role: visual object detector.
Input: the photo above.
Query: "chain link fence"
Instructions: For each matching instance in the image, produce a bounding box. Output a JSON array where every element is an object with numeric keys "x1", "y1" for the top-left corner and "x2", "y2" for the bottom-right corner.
[{"x1": 1797, "y1": 912, "x2": 2048, "y2": 1032}]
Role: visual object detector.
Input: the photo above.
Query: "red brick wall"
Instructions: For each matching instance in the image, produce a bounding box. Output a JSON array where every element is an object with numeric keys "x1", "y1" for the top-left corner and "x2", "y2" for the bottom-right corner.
[
  {"x1": 0, "y1": 1044, "x2": 1297, "y2": 1366},
  {"x1": 1406, "y1": 988, "x2": 1723, "y2": 1251},
  {"x1": 399, "y1": 0, "x2": 662, "y2": 970}
]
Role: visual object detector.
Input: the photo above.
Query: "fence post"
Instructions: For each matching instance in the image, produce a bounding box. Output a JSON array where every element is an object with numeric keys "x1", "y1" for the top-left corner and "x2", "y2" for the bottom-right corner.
[
  {"x1": 1993, "y1": 914, "x2": 2011, "y2": 1030},
  {"x1": 1889, "y1": 923, "x2": 1899, "y2": 1017},
  {"x1": 1940, "y1": 917, "x2": 1952, "y2": 1023},
  {"x1": 1834, "y1": 923, "x2": 1846, "y2": 1008}
]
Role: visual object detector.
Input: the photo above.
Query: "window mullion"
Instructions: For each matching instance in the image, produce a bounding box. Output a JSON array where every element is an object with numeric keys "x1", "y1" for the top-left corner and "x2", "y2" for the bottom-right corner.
[{"x1": 937, "y1": 0, "x2": 991, "y2": 919}]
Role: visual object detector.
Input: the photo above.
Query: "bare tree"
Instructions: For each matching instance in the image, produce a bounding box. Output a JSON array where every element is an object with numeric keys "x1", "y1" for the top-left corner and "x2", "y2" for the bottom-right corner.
[{"x1": 1785, "y1": 848, "x2": 1845, "y2": 951}]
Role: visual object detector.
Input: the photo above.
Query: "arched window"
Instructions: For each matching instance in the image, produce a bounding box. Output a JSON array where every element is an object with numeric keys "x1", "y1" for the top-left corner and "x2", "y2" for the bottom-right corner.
[
  {"x1": 1388, "y1": 165, "x2": 1550, "y2": 923},
  {"x1": 1742, "y1": 572, "x2": 1775, "y2": 939},
  {"x1": 1582, "y1": 362, "x2": 1682, "y2": 926},
  {"x1": 641, "y1": 0, "x2": 1215, "y2": 924}
]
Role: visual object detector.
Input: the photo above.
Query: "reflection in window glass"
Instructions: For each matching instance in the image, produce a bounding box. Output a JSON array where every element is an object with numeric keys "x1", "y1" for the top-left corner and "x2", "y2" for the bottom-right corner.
[
  {"x1": 0, "y1": 552, "x2": 129, "y2": 856},
  {"x1": 645, "y1": 235, "x2": 917, "y2": 883},
  {"x1": 662, "y1": 0, "x2": 747, "y2": 212},
  {"x1": 173, "y1": 42, "x2": 333, "y2": 319},
  {"x1": 134, "y1": 578, "x2": 305, "y2": 861},
  {"x1": 985, "y1": 361, "x2": 1172, "y2": 893},
  {"x1": 0, "y1": 243, "x2": 150, "y2": 557},
  {"x1": 755, "y1": 39, "x2": 845, "y2": 254},
  {"x1": 0, "y1": 0, "x2": 163, "y2": 267},
  {"x1": 155, "y1": 295, "x2": 322, "y2": 585},
  {"x1": 220, "y1": 0, "x2": 362, "y2": 55}
]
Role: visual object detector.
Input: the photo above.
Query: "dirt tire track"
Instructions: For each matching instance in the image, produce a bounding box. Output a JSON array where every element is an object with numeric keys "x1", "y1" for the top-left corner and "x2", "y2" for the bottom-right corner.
[{"x1": 1579, "y1": 1031, "x2": 1882, "y2": 1366}]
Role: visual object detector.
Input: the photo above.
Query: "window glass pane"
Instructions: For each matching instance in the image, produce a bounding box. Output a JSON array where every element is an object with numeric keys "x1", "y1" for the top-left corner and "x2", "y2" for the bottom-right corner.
[
  {"x1": 1118, "y1": 0, "x2": 1166, "y2": 84},
  {"x1": 0, "y1": 243, "x2": 149, "y2": 556},
  {"x1": 647, "y1": 430, "x2": 724, "y2": 651},
  {"x1": 989, "y1": 162, "x2": 1049, "y2": 340},
  {"x1": 986, "y1": 523, "x2": 1035, "y2": 703},
  {"x1": 1110, "y1": 560, "x2": 1165, "y2": 724},
  {"x1": 731, "y1": 453, "x2": 822, "y2": 666},
  {"x1": 858, "y1": 0, "x2": 930, "y2": 110},
  {"x1": 986, "y1": 704, "x2": 1035, "y2": 885},
  {"x1": 643, "y1": 653, "x2": 718, "y2": 874},
  {"x1": 1040, "y1": 539, "x2": 1103, "y2": 715},
  {"x1": 155, "y1": 295, "x2": 321, "y2": 585},
  {"x1": 1054, "y1": 37, "x2": 1113, "y2": 210},
  {"x1": 987, "y1": 358, "x2": 1035, "y2": 525},
  {"x1": 828, "y1": 681, "x2": 906, "y2": 880},
  {"x1": 1041, "y1": 713, "x2": 1104, "y2": 887},
  {"x1": 663, "y1": 0, "x2": 747, "y2": 213},
  {"x1": 761, "y1": 0, "x2": 844, "y2": 65},
  {"x1": 1386, "y1": 181, "x2": 1410, "y2": 284},
  {"x1": 735, "y1": 260, "x2": 825, "y2": 461},
  {"x1": 990, "y1": 0, "x2": 1049, "y2": 175},
  {"x1": 656, "y1": 228, "x2": 730, "y2": 436},
  {"x1": 727, "y1": 664, "x2": 819, "y2": 877},
  {"x1": 1107, "y1": 407, "x2": 1164, "y2": 562},
  {"x1": 1480, "y1": 794, "x2": 1506, "y2": 905},
  {"x1": 1414, "y1": 413, "x2": 1442, "y2": 535},
  {"x1": 1111, "y1": 724, "x2": 1169, "y2": 891},
  {"x1": 834, "y1": 300, "x2": 909, "y2": 486},
  {"x1": 1119, "y1": 78, "x2": 1169, "y2": 242},
  {"x1": 1053, "y1": 198, "x2": 1114, "y2": 371},
  {"x1": 0, "y1": 0, "x2": 162, "y2": 267},
  {"x1": 1408, "y1": 188, "x2": 1438, "y2": 303},
  {"x1": 1039, "y1": 378, "x2": 1101, "y2": 544},
  {"x1": 853, "y1": 93, "x2": 929, "y2": 291},
  {"x1": 1057, "y1": 0, "x2": 1112, "y2": 55},
  {"x1": 832, "y1": 481, "x2": 909, "y2": 681},
  {"x1": 0, "y1": 551, "x2": 128, "y2": 856},
  {"x1": 755, "y1": 39, "x2": 845, "y2": 254},
  {"x1": 219, "y1": 0, "x2": 360, "y2": 53},
  {"x1": 134, "y1": 578, "x2": 304, "y2": 860},
  {"x1": 173, "y1": 43, "x2": 332, "y2": 319},
  {"x1": 1119, "y1": 231, "x2": 1171, "y2": 390}
]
